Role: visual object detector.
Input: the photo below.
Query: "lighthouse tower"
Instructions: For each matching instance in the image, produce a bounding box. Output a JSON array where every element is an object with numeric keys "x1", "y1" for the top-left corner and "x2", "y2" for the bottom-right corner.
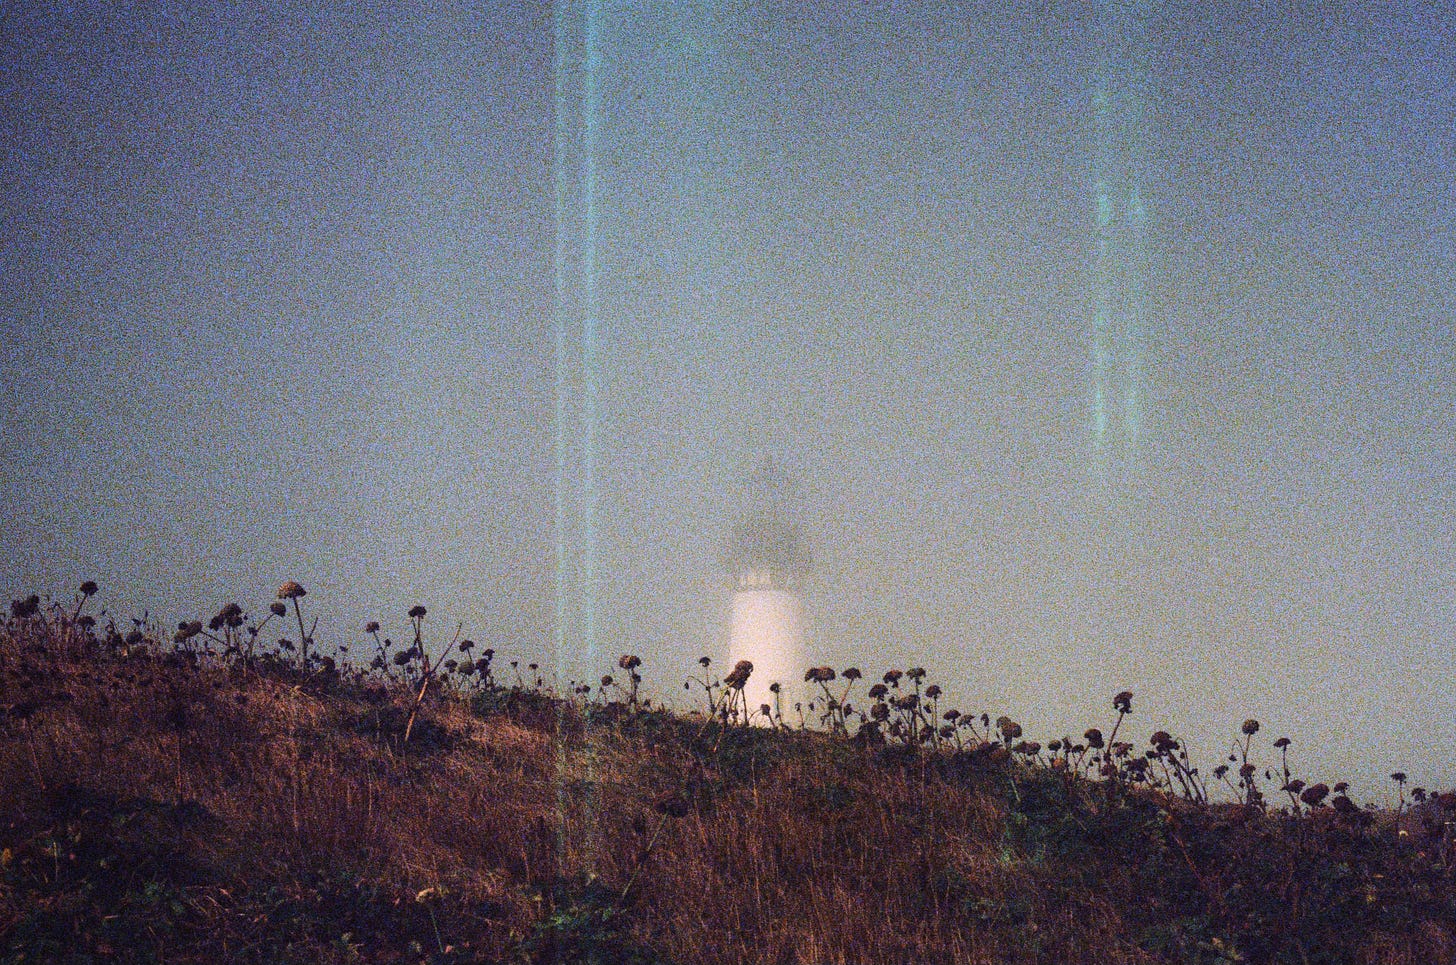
[{"x1": 725, "y1": 461, "x2": 810, "y2": 722}]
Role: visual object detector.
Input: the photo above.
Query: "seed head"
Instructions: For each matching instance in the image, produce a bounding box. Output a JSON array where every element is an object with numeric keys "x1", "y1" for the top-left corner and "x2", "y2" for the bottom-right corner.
[
  {"x1": 724, "y1": 660, "x2": 753, "y2": 689},
  {"x1": 842, "y1": 667, "x2": 861, "y2": 680},
  {"x1": 408, "y1": 605, "x2": 426, "y2": 619},
  {"x1": 277, "y1": 581, "x2": 306, "y2": 600},
  {"x1": 79, "y1": 581, "x2": 98, "y2": 597},
  {"x1": 619, "y1": 654, "x2": 642, "y2": 671},
  {"x1": 1300, "y1": 783, "x2": 1330, "y2": 806},
  {"x1": 268, "y1": 602, "x2": 286, "y2": 617},
  {"x1": 1113, "y1": 691, "x2": 1133, "y2": 714},
  {"x1": 924, "y1": 684, "x2": 942, "y2": 699},
  {"x1": 1242, "y1": 719, "x2": 1260, "y2": 736},
  {"x1": 1084, "y1": 727, "x2": 1104, "y2": 749},
  {"x1": 995, "y1": 717, "x2": 1022, "y2": 741}
]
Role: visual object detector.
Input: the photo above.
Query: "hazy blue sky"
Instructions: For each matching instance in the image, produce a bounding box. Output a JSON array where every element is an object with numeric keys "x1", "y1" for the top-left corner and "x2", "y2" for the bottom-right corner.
[{"x1": 3, "y1": 1, "x2": 1453, "y2": 796}]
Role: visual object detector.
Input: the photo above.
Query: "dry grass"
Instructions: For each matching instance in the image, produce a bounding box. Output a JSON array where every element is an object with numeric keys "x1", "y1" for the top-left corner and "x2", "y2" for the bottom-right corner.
[{"x1": 2, "y1": 591, "x2": 1454, "y2": 964}]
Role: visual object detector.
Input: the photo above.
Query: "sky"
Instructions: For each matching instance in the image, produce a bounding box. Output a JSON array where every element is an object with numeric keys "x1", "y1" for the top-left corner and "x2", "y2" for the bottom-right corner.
[{"x1": 3, "y1": 0, "x2": 1454, "y2": 797}]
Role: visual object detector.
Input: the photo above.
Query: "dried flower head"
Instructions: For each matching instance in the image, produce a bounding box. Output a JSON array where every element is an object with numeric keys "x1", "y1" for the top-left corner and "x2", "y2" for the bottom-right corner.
[
  {"x1": 1084, "y1": 727, "x2": 1104, "y2": 749},
  {"x1": 1242, "y1": 719, "x2": 1260, "y2": 736},
  {"x1": 269, "y1": 602, "x2": 287, "y2": 617},
  {"x1": 618, "y1": 654, "x2": 642, "y2": 671},
  {"x1": 408, "y1": 605, "x2": 427, "y2": 619},
  {"x1": 867, "y1": 683, "x2": 888, "y2": 700},
  {"x1": 907, "y1": 667, "x2": 926, "y2": 682},
  {"x1": 924, "y1": 684, "x2": 942, "y2": 699},
  {"x1": 1113, "y1": 691, "x2": 1133, "y2": 714},
  {"x1": 1273, "y1": 737, "x2": 1291, "y2": 749},
  {"x1": 1300, "y1": 783, "x2": 1330, "y2": 806},
  {"x1": 724, "y1": 659, "x2": 753, "y2": 689},
  {"x1": 79, "y1": 581, "x2": 98, "y2": 597},
  {"x1": 842, "y1": 667, "x2": 861, "y2": 680},
  {"x1": 277, "y1": 581, "x2": 306, "y2": 600},
  {"x1": 883, "y1": 670, "x2": 903, "y2": 685},
  {"x1": 698, "y1": 656, "x2": 711, "y2": 668},
  {"x1": 995, "y1": 716, "x2": 1022, "y2": 741},
  {"x1": 805, "y1": 666, "x2": 835, "y2": 683}
]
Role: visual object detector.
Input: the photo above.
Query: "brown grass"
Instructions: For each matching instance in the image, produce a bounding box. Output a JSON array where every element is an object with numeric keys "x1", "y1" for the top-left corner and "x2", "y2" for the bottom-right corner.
[{"x1": 2, "y1": 596, "x2": 1454, "y2": 964}]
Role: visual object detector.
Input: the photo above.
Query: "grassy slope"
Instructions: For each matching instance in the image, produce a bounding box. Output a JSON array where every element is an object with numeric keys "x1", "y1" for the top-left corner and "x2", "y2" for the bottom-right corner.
[{"x1": 1, "y1": 600, "x2": 1454, "y2": 965}]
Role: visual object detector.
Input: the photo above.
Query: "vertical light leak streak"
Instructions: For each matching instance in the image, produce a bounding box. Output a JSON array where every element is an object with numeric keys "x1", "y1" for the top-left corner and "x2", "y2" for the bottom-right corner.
[
  {"x1": 552, "y1": 0, "x2": 572, "y2": 684},
  {"x1": 553, "y1": 0, "x2": 602, "y2": 874},
  {"x1": 581, "y1": 4, "x2": 601, "y2": 668},
  {"x1": 553, "y1": 0, "x2": 601, "y2": 687},
  {"x1": 1089, "y1": 0, "x2": 1152, "y2": 485}
]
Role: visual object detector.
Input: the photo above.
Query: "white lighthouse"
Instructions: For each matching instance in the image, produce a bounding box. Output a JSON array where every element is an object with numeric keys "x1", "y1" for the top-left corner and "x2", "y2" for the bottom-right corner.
[{"x1": 725, "y1": 460, "x2": 810, "y2": 723}]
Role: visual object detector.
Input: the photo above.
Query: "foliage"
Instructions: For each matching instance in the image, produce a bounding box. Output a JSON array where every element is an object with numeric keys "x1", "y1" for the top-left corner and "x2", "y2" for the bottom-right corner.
[{"x1": 1, "y1": 584, "x2": 1453, "y2": 964}]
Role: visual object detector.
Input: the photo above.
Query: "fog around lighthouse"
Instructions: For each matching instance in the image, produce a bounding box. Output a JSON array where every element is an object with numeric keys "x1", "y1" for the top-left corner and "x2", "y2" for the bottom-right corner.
[{"x1": 3, "y1": 2, "x2": 1454, "y2": 795}]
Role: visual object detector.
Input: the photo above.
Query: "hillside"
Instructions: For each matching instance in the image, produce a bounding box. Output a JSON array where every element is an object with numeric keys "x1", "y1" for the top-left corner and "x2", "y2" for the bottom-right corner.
[{"x1": 2, "y1": 586, "x2": 1454, "y2": 964}]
